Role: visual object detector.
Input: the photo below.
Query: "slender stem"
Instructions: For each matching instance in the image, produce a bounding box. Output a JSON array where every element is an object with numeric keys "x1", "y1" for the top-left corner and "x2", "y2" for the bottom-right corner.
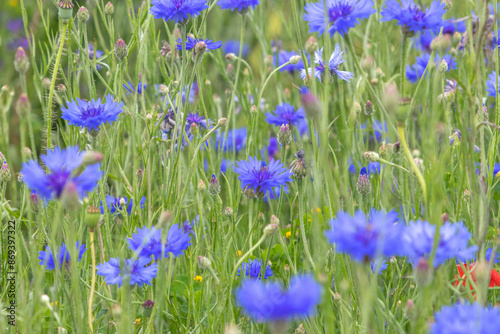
[
  {"x1": 400, "y1": 35, "x2": 408, "y2": 99},
  {"x1": 46, "y1": 23, "x2": 68, "y2": 150},
  {"x1": 298, "y1": 179, "x2": 315, "y2": 271},
  {"x1": 87, "y1": 229, "x2": 96, "y2": 333}
]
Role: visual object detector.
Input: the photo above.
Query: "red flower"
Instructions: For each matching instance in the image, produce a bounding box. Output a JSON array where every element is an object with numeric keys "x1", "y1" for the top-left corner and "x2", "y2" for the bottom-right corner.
[{"x1": 455, "y1": 263, "x2": 500, "y2": 291}]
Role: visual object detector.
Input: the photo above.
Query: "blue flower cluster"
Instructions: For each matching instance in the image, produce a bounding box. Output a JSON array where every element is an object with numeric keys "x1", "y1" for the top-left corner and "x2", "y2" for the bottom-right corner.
[
  {"x1": 39, "y1": 241, "x2": 86, "y2": 271},
  {"x1": 237, "y1": 259, "x2": 274, "y2": 279},
  {"x1": 431, "y1": 303, "x2": 500, "y2": 334}
]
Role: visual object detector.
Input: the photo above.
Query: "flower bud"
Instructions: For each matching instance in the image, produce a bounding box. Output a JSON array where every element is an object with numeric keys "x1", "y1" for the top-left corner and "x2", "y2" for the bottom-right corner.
[
  {"x1": 289, "y1": 55, "x2": 301, "y2": 65},
  {"x1": 250, "y1": 105, "x2": 258, "y2": 114},
  {"x1": 193, "y1": 41, "x2": 207, "y2": 63},
  {"x1": 379, "y1": 143, "x2": 388, "y2": 158},
  {"x1": 452, "y1": 32, "x2": 461, "y2": 45},
  {"x1": 356, "y1": 167, "x2": 371, "y2": 196},
  {"x1": 404, "y1": 300, "x2": 416, "y2": 320},
  {"x1": 263, "y1": 224, "x2": 278, "y2": 237},
  {"x1": 142, "y1": 300, "x2": 154, "y2": 318},
  {"x1": 217, "y1": 118, "x2": 227, "y2": 128},
  {"x1": 81, "y1": 151, "x2": 103, "y2": 165},
  {"x1": 60, "y1": 181, "x2": 80, "y2": 208},
  {"x1": 300, "y1": 86, "x2": 322, "y2": 119},
  {"x1": 86, "y1": 205, "x2": 101, "y2": 229},
  {"x1": 197, "y1": 256, "x2": 212, "y2": 270},
  {"x1": 290, "y1": 150, "x2": 307, "y2": 179},
  {"x1": 16, "y1": 93, "x2": 31, "y2": 117},
  {"x1": 224, "y1": 207, "x2": 233, "y2": 217},
  {"x1": 304, "y1": 36, "x2": 318, "y2": 54},
  {"x1": 104, "y1": 2, "x2": 114, "y2": 15},
  {"x1": 277, "y1": 124, "x2": 292, "y2": 146},
  {"x1": 364, "y1": 151, "x2": 379, "y2": 163},
  {"x1": 270, "y1": 215, "x2": 280, "y2": 225},
  {"x1": 14, "y1": 47, "x2": 29, "y2": 74},
  {"x1": 198, "y1": 179, "x2": 206, "y2": 191},
  {"x1": 158, "y1": 210, "x2": 171, "y2": 228},
  {"x1": 225, "y1": 53, "x2": 237, "y2": 62},
  {"x1": 431, "y1": 34, "x2": 451, "y2": 53},
  {"x1": 58, "y1": 1, "x2": 74, "y2": 21},
  {"x1": 1, "y1": 161, "x2": 11, "y2": 183},
  {"x1": 438, "y1": 59, "x2": 448, "y2": 73},
  {"x1": 159, "y1": 84, "x2": 169, "y2": 95},
  {"x1": 364, "y1": 100, "x2": 374, "y2": 116},
  {"x1": 114, "y1": 38, "x2": 128, "y2": 62},
  {"x1": 208, "y1": 174, "x2": 221, "y2": 196},
  {"x1": 77, "y1": 6, "x2": 90, "y2": 23},
  {"x1": 226, "y1": 63, "x2": 234, "y2": 77},
  {"x1": 361, "y1": 56, "x2": 375, "y2": 71},
  {"x1": 42, "y1": 78, "x2": 51, "y2": 89},
  {"x1": 414, "y1": 258, "x2": 432, "y2": 286}
]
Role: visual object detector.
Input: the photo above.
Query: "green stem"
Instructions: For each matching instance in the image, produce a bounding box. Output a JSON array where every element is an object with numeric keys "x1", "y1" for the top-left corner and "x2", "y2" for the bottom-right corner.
[
  {"x1": 88, "y1": 229, "x2": 96, "y2": 333},
  {"x1": 298, "y1": 179, "x2": 315, "y2": 271},
  {"x1": 400, "y1": 35, "x2": 408, "y2": 99}
]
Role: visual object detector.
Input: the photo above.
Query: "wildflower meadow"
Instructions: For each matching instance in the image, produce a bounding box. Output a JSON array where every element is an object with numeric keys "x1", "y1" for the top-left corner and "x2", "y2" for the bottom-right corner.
[{"x1": 1, "y1": 0, "x2": 500, "y2": 333}]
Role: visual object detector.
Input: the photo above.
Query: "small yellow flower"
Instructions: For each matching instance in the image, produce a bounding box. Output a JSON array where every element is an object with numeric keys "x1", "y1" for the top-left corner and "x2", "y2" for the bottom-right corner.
[
  {"x1": 194, "y1": 275, "x2": 203, "y2": 283},
  {"x1": 50, "y1": 301, "x2": 58, "y2": 307},
  {"x1": 236, "y1": 250, "x2": 242, "y2": 257},
  {"x1": 285, "y1": 231, "x2": 292, "y2": 238},
  {"x1": 9, "y1": 0, "x2": 19, "y2": 7},
  {"x1": 134, "y1": 319, "x2": 141, "y2": 325},
  {"x1": 317, "y1": 208, "x2": 321, "y2": 213}
]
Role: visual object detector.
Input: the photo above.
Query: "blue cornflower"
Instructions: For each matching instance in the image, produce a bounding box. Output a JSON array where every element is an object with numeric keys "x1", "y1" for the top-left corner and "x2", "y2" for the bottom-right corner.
[
  {"x1": 176, "y1": 37, "x2": 222, "y2": 51},
  {"x1": 402, "y1": 221, "x2": 478, "y2": 267},
  {"x1": 61, "y1": 94, "x2": 124, "y2": 131},
  {"x1": 127, "y1": 224, "x2": 191, "y2": 260},
  {"x1": 39, "y1": 241, "x2": 86, "y2": 271},
  {"x1": 300, "y1": 45, "x2": 353, "y2": 82},
  {"x1": 442, "y1": 18, "x2": 466, "y2": 35},
  {"x1": 185, "y1": 113, "x2": 208, "y2": 133},
  {"x1": 224, "y1": 40, "x2": 250, "y2": 57},
  {"x1": 215, "y1": 128, "x2": 247, "y2": 152},
  {"x1": 100, "y1": 195, "x2": 146, "y2": 216},
  {"x1": 486, "y1": 71, "x2": 500, "y2": 97},
  {"x1": 349, "y1": 160, "x2": 381, "y2": 176},
  {"x1": 304, "y1": 0, "x2": 376, "y2": 37},
  {"x1": 96, "y1": 257, "x2": 157, "y2": 287},
  {"x1": 21, "y1": 146, "x2": 102, "y2": 201},
  {"x1": 218, "y1": 0, "x2": 259, "y2": 12},
  {"x1": 233, "y1": 157, "x2": 293, "y2": 198},
  {"x1": 274, "y1": 50, "x2": 308, "y2": 74},
  {"x1": 264, "y1": 185, "x2": 289, "y2": 203},
  {"x1": 183, "y1": 216, "x2": 199, "y2": 235},
  {"x1": 235, "y1": 275, "x2": 322, "y2": 321},
  {"x1": 124, "y1": 81, "x2": 147, "y2": 95},
  {"x1": 237, "y1": 259, "x2": 274, "y2": 279},
  {"x1": 380, "y1": 0, "x2": 446, "y2": 34},
  {"x1": 150, "y1": 0, "x2": 208, "y2": 23},
  {"x1": 265, "y1": 103, "x2": 305, "y2": 127},
  {"x1": 325, "y1": 210, "x2": 404, "y2": 262},
  {"x1": 406, "y1": 53, "x2": 456, "y2": 83},
  {"x1": 431, "y1": 303, "x2": 500, "y2": 334},
  {"x1": 370, "y1": 258, "x2": 388, "y2": 275}
]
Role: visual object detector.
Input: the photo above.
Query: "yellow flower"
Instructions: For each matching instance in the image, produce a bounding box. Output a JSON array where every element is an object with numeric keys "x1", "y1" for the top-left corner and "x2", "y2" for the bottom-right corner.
[
  {"x1": 134, "y1": 319, "x2": 141, "y2": 325},
  {"x1": 236, "y1": 250, "x2": 242, "y2": 257},
  {"x1": 194, "y1": 275, "x2": 203, "y2": 283},
  {"x1": 317, "y1": 208, "x2": 321, "y2": 213},
  {"x1": 285, "y1": 231, "x2": 292, "y2": 238},
  {"x1": 9, "y1": 0, "x2": 19, "y2": 7},
  {"x1": 50, "y1": 301, "x2": 58, "y2": 307}
]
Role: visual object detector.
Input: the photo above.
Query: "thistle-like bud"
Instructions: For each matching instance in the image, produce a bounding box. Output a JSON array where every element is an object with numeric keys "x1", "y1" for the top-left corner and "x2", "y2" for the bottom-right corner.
[
  {"x1": 197, "y1": 256, "x2": 212, "y2": 270},
  {"x1": 42, "y1": 78, "x2": 51, "y2": 89},
  {"x1": 77, "y1": 6, "x2": 90, "y2": 23},
  {"x1": 431, "y1": 34, "x2": 451, "y2": 53},
  {"x1": 115, "y1": 38, "x2": 128, "y2": 62},
  {"x1": 290, "y1": 150, "x2": 307, "y2": 179},
  {"x1": 86, "y1": 205, "x2": 101, "y2": 229},
  {"x1": 289, "y1": 55, "x2": 301, "y2": 65},
  {"x1": 208, "y1": 174, "x2": 221, "y2": 196},
  {"x1": 364, "y1": 100, "x2": 374, "y2": 116},
  {"x1": 225, "y1": 53, "x2": 237, "y2": 62},
  {"x1": 414, "y1": 258, "x2": 432, "y2": 286},
  {"x1": 57, "y1": 84, "x2": 66, "y2": 93},
  {"x1": 158, "y1": 211, "x2": 171, "y2": 228},
  {"x1": 304, "y1": 36, "x2": 318, "y2": 54},
  {"x1": 60, "y1": 181, "x2": 80, "y2": 208},
  {"x1": 159, "y1": 84, "x2": 169, "y2": 95},
  {"x1": 198, "y1": 179, "x2": 206, "y2": 191},
  {"x1": 226, "y1": 63, "x2": 234, "y2": 77},
  {"x1": 277, "y1": 124, "x2": 292, "y2": 146},
  {"x1": 58, "y1": 1, "x2": 74, "y2": 21},
  {"x1": 361, "y1": 56, "x2": 375, "y2": 71},
  {"x1": 104, "y1": 2, "x2": 114, "y2": 15},
  {"x1": 263, "y1": 224, "x2": 278, "y2": 237},
  {"x1": 452, "y1": 32, "x2": 461, "y2": 45},
  {"x1": 250, "y1": 105, "x2": 258, "y2": 114},
  {"x1": 217, "y1": 118, "x2": 227, "y2": 128},
  {"x1": 224, "y1": 207, "x2": 233, "y2": 217},
  {"x1": 0, "y1": 161, "x2": 11, "y2": 182},
  {"x1": 379, "y1": 143, "x2": 388, "y2": 158},
  {"x1": 270, "y1": 215, "x2": 280, "y2": 225},
  {"x1": 294, "y1": 323, "x2": 307, "y2": 334},
  {"x1": 356, "y1": 167, "x2": 371, "y2": 196},
  {"x1": 14, "y1": 47, "x2": 29, "y2": 74},
  {"x1": 193, "y1": 41, "x2": 207, "y2": 63},
  {"x1": 438, "y1": 59, "x2": 448, "y2": 73},
  {"x1": 364, "y1": 151, "x2": 379, "y2": 163},
  {"x1": 81, "y1": 151, "x2": 103, "y2": 165},
  {"x1": 16, "y1": 93, "x2": 31, "y2": 117},
  {"x1": 142, "y1": 300, "x2": 154, "y2": 318}
]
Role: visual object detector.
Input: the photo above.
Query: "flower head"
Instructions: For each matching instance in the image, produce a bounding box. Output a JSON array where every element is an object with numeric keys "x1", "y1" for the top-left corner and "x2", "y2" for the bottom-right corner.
[
  {"x1": 21, "y1": 146, "x2": 102, "y2": 201},
  {"x1": 100, "y1": 195, "x2": 146, "y2": 216},
  {"x1": 235, "y1": 275, "x2": 322, "y2": 321},
  {"x1": 185, "y1": 113, "x2": 208, "y2": 133},
  {"x1": 61, "y1": 94, "x2": 124, "y2": 131},
  {"x1": 176, "y1": 37, "x2": 222, "y2": 52},
  {"x1": 406, "y1": 53, "x2": 456, "y2": 83},
  {"x1": 39, "y1": 241, "x2": 86, "y2": 271},
  {"x1": 127, "y1": 224, "x2": 191, "y2": 260},
  {"x1": 486, "y1": 71, "x2": 500, "y2": 97},
  {"x1": 300, "y1": 45, "x2": 353, "y2": 82},
  {"x1": 402, "y1": 221, "x2": 478, "y2": 267},
  {"x1": 150, "y1": 0, "x2": 208, "y2": 23},
  {"x1": 218, "y1": 0, "x2": 260, "y2": 12},
  {"x1": 237, "y1": 259, "x2": 274, "y2": 279},
  {"x1": 233, "y1": 157, "x2": 293, "y2": 198},
  {"x1": 380, "y1": 0, "x2": 446, "y2": 35},
  {"x1": 325, "y1": 210, "x2": 403, "y2": 262},
  {"x1": 304, "y1": 0, "x2": 376, "y2": 37},
  {"x1": 265, "y1": 103, "x2": 305, "y2": 127},
  {"x1": 431, "y1": 303, "x2": 500, "y2": 334},
  {"x1": 96, "y1": 257, "x2": 158, "y2": 287}
]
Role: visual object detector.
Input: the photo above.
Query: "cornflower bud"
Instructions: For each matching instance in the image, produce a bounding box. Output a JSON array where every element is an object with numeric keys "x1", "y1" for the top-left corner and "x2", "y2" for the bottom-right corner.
[
  {"x1": 208, "y1": 174, "x2": 221, "y2": 196},
  {"x1": 364, "y1": 151, "x2": 379, "y2": 163},
  {"x1": 304, "y1": 36, "x2": 318, "y2": 54},
  {"x1": 364, "y1": 100, "x2": 374, "y2": 116},
  {"x1": 277, "y1": 124, "x2": 292, "y2": 146},
  {"x1": 77, "y1": 6, "x2": 90, "y2": 23},
  {"x1": 14, "y1": 47, "x2": 29, "y2": 74},
  {"x1": 104, "y1": 2, "x2": 114, "y2": 15},
  {"x1": 356, "y1": 167, "x2": 371, "y2": 196},
  {"x1": 115, "y1": 38, "x2": 128, "y2": 62},
  {"x1": 58, "y1": 0, "x2": 74, "y2": 21}
]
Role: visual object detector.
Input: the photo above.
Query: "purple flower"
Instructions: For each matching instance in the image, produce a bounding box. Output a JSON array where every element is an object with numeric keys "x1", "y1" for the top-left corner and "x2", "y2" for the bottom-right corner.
[
  {"x1": 380, "y1": 0, "x2": 446, "y2": 34},
  {"x1": 96, "y1": 257, "x2": 158, "y2": 287},
  {"x1": 218, "y1": 0, "x2": 260, "y2": 12},
  {"x1": 235, "y1": 275, "x2": 322, "y2": 321},
  {"x1": 61, "y1": 94, "x2": 124, "y2": 131},
  {"x1": 431, "y1": 303, "x2": 500, "y2": 334},
  {"x1": 150, "y1": 0, "x2": 208, "y2": 23},
  {"x1": 486, "y1": 71, "x2": 500, "y2": 97},
  {"x1": 100, "y1": 196, "x2": 146, "y2": 216},
  {"x1": 176, "y1": 37, "x2": 222, "y2": 51},
  {"x1": 406, "y1": 53, "x2": 456, "y2": 83},
  {"x1": 185, "y1": 113, "x2": 208, "y2": 133},
  {"x1": 401, "y1": 221, "x2": 478, "y2": 267},
  {"x1": 265, "y1": 103, "x2": 305, "y2": 127},
  {"x1": 233, "y1": 157, "x2": 293, "y2": 198},
  {"x1": 7, "y1": 19, "x2": 24, "y2": 33},
  {"x1": 325, "y1": 210, "x2": 404, "y2": 262},
  {"x1": 300, "y1": 45, "x2": 353, "y2": 82},
  {"x1": 21, "y1": 146, "x2": 102, "y2": 201},
  {"x1": 237, "y1": 259, "x2": 274, "y2": 279},
  {"x1": 304, "y1": 0, "x2": 376, "y2": 37},
  {"x1": 39, "y1": 241, "x2": 86, "y2": 271}
]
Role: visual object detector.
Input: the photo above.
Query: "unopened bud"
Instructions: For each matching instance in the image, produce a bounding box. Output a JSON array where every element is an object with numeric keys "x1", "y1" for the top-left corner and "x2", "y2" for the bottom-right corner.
[
  {"x1": 225, "y1": 53, "x2": 237, "y2": 62},
  {"x1": 305, "y1": 36, "x2": 318, "y2": 54},
  {"x1": 224, "y1": 207, "x2": 233, "y2": 217},
  {"x1": 270, "y1": 215, "x2": 280, "y2": 225},
  {"x1": 16, "y1": 93, "x2": 31, "y2": 116},
  {"x1": 379, "y1": 143, "x2": 388, "y2": 158},
  {"x1": 277, "y1": 124, "x2": 292, "y2": 146},
  {"x1": 60, "y1": 181, "x2": 80, "y2": 208},
  {"x1": 356, "y1": 167, "x2": 371, "y2": 196},
  {"x1": 198, "y1": 179, "x2": 206, "y2": 191},
  {"x1": 226, "y1": 63, "x2": 234, "y2": 76},
  {"x1": 208, "y1": 174, "x2": 221, "y2": 196},
  {"x1": 158, "y1": 211, "x2": 171, "y2": 227},
  {"x1": 159, "y1": 84, "x2": 169, "y2": 95},
  {"x1": 438, "y1": 59, "x2": 448, "y2": 73},
  {"x1": 0, "y1": 161, "x2": 11, "y2": 182},
  {"x1": 82, "y1": 151, "x2": 103, "y2": 165},
  {"x1": 40, "y1": 294, "x2": 51, "y2": 306},
  {"x1": 115, "y1": 38, "x2": 128, "y2": 62},
  {"x1": 104, "y1": 2, "x2": 114, "y2": 15},
  {"x1": 142, "y1": 300, "x2": 154, "y2": 317},
  {"x1": 197, "y1": 256, "x2": 212, "y2": 270},
  {"x1": 263, "y1": 224, "x2": 278, "y2": 237},
  {"x1": 364, "y1": 151, "x2": 379, "y2": 163},
  {"x1": 14, "y1": 47, "x2": 29, "y2": 74},
  {"x1": 193, "y1": 41, "x2": 207, "y2": 63},
  {"x1": 58, "y1": 1, "x2": 74, "y2": 21},
  {"x1": 258, "y1": 212, "x2": 265, "y2": 222},
  {"x1": 414, "y1": 258, "x2": 432, "y2": 286},
  {"x1": 294, "y1": 323, "x2": 307, "y2": 334},
  {"x1": 361, "y1": 56, "x2": 375, "y2": 71},
  {"x1": 57, "y1": 84, "x2": 66, "y2": 92},
  {"x1": 217, "y1": 118, "x2": 227, "y2": 127},
  {"x1": 86, "y1": 205, "x2": 101, "y2": 229},
  {"x1": 77, "y1": 6, "x2": 90, "y2": 23},
  {"x1": 250, "y1": 105, "x2": 258, "y2": 114},
  {"x1": 364, "y1": 100, "x2": 374, "y2": 116},
  {"x1": 42, "y1": 78, "x2": 51, "y2": 89},
  {"x1": 289, "y1": 55, "x2": 301, "y2": 65}
]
